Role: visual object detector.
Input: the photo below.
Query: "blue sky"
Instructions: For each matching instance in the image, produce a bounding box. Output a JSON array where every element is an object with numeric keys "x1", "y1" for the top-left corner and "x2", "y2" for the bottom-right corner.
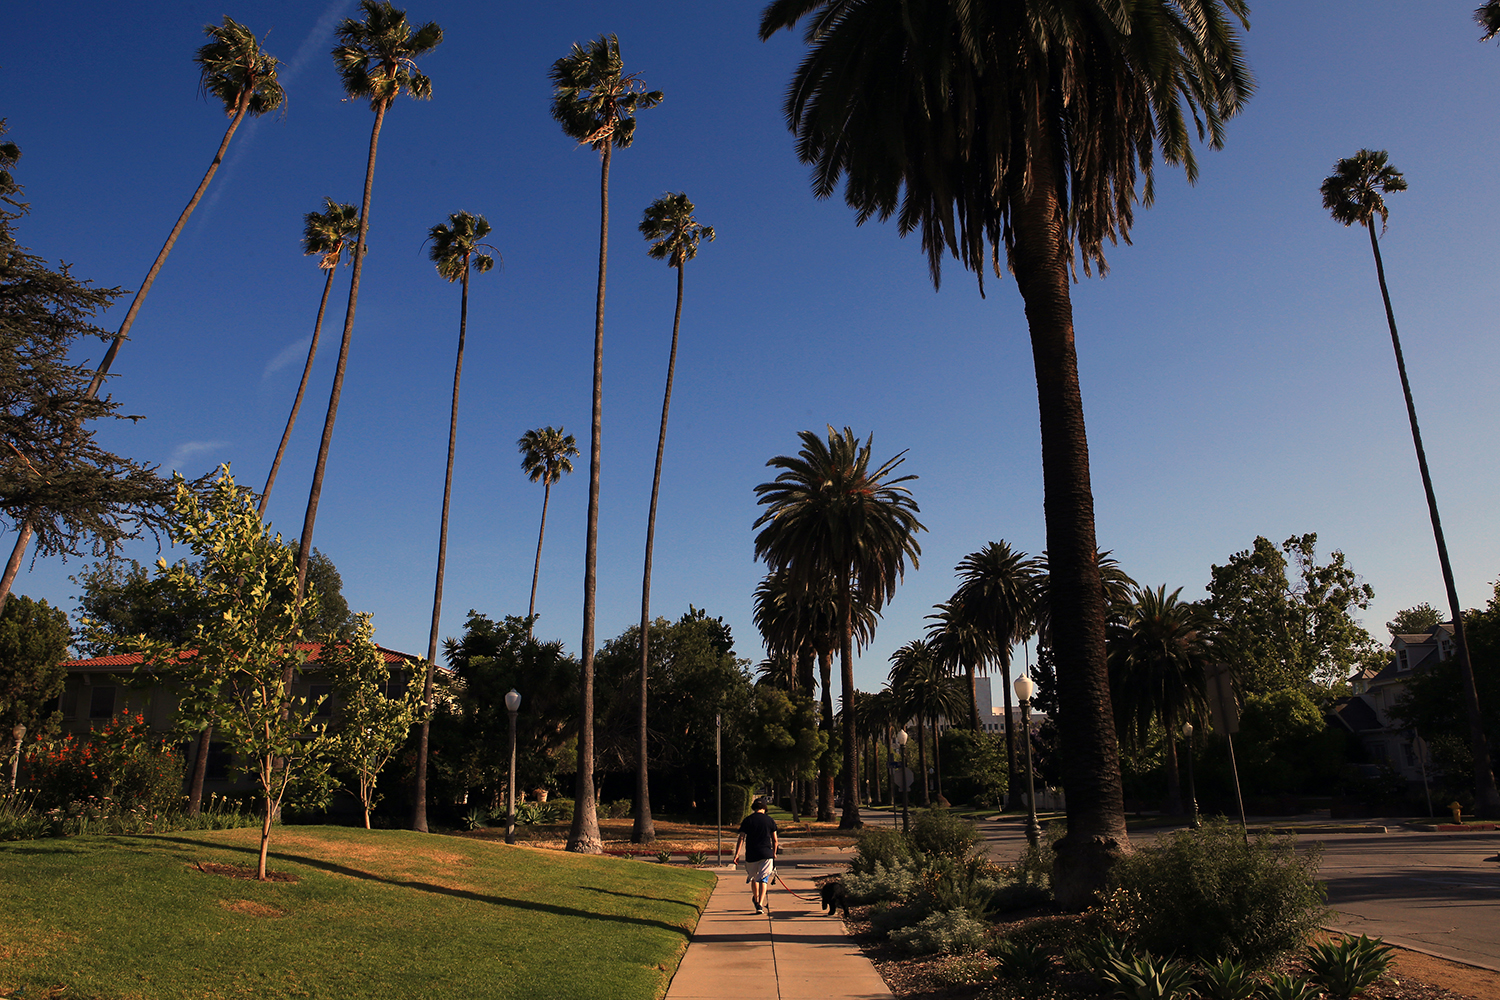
[{"x1": 5, "y1": 3, "x2": 1500, "y2": 697}]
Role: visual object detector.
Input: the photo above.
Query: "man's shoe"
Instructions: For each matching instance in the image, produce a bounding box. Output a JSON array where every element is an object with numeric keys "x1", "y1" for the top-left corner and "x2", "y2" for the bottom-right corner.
[{"x1": 754, "y1": 903, "x2": 763, "y2": 914}]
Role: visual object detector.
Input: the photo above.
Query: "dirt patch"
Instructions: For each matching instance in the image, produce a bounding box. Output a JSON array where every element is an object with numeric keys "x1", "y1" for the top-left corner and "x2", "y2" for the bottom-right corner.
[
  {"x1": 847, "y1": 906, "x2": 1499, "y2": 1000},
  {"x1": 218, "y1": 899, "x2": 286, "y2": 918},
  {"x1": 191, "y1": 861, "x2": 299, "y2": 883},
  {"x1": 457, "y1": 816, "x2": 857, "y2": 855}
]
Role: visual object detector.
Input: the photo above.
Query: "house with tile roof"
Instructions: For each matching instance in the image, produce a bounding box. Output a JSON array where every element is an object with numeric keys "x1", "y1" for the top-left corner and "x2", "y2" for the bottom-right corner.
[{"x1": 54, "y1": 643, "x2": 421, "y2": 791}]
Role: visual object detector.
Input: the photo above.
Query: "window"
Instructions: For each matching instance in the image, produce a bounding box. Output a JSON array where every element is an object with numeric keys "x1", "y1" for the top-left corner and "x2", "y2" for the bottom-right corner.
[
  {"x1": 88, "y1": 685, "x2": 115, "y2": 720},
  {"x1": 1372, "y1": 743, "x2": 1389, "y2": 762},
  {"x1": 1398, "y1": 649, "x2": 1410, "y2": 672}
]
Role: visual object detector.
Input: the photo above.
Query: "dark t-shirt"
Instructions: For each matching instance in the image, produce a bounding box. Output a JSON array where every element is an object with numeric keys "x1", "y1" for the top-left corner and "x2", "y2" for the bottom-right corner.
[{"x1": 738, "y1": 811, "x2": 778, "y2": 862}]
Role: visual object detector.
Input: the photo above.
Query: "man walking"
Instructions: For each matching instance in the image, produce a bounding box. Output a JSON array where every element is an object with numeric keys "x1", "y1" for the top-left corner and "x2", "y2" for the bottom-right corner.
[{"x1": 731, "y1": 796, "x2": 779, "y2": 914}]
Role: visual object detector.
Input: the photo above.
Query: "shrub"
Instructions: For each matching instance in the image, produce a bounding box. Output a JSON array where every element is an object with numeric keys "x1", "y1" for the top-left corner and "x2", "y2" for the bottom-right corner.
[
  {"x1": 602, "y1": 798, "x2": 631, "y2": 819},
  {"x1": 1011, "y1": 819, "x2": 1065, "y2": 893},
  {"x1": 908, "y1": 854, "x2": 1006, "y2": 921},
  {"x1": 688, "y1": 851, "x2": 707, "y2": 866},
  {"x1": 841, "y1": 860, "x2": 917, "y2": 904},
  {"x1": 654, "y1": 849, "x2": 673, "y2": 863},
  {"x1": 989, "y1": 937, "x2": 1053, "y2": 980},
  {"x1": 1106, "y1": 819, "x2": 1326, "y2": 968},
  {"x1": 25, "y1": 711, "x2": 184, "y2": 814},
  {"x1": 851, "y1": 826, "x2": 914, "y2": 874},
  {"x1": 908, "y1": 808, "x2": 980, "y2": 859},
  {"x1": 888, "y1": 908, "x2": 987, "y2": 955},
  {"x1": 719, "y1": 783, "x2": 754, "y2": 823},
  {"x1": 1063, "y1": 932, "x2": 1127, "y2": 988},
  {"x1": 1304, "y1": 935, "x2": 1393, "y2": 1000}
]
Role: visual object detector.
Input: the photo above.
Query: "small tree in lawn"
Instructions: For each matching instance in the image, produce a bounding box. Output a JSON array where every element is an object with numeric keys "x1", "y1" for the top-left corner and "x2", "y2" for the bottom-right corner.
[
  {"x1": 127, "y1": 467, "x2": 332, "y2": 880},
  {"x1": 324, "y1": 613, "x2": 424, "y2": 829}
]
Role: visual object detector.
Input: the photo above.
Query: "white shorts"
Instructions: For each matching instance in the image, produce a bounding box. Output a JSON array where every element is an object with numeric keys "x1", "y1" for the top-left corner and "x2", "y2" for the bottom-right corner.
[{"x1": 744, "y1": 858, "x2": 775, "y2": 884}]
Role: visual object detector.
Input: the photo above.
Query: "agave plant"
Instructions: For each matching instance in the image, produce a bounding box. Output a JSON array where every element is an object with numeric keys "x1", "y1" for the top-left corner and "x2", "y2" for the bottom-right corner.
[
  {"x1": 1097, "y1": 952, "x2": 1198, "y2": 1000},
  {"x1": 989, "y1": 938, "x2": 1053, "y2": 981},
  {"x1": 1305, "y1": 935, "x2": 1394, "y2": 1000},
  {"x1": 1196, "y1": 956, "x2": 1260, "y2": 1000},
  {"x1": 1258, "y1": 973, "x2": 1320, "y2": 1000}
]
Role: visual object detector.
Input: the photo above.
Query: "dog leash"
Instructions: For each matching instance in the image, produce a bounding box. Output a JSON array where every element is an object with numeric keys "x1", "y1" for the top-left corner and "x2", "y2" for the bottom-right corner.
[{"x1": 772, "y1": 871, "x2": 825, "y2": 903}]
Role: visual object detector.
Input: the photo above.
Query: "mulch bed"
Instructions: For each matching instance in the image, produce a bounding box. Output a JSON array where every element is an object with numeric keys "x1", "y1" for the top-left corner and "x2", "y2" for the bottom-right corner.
[
  {"x1": 190, "y1": 861, "x2": 299, "y2": 883},
  {"x1": 844, "y1": 904, "x2": 1491, "y2": 1000}
]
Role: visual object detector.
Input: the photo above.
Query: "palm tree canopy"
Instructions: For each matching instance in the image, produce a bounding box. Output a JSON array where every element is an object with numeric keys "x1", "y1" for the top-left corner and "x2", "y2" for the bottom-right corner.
[
  {"x1": 639, "y1": 192, "x2": 715, "y2": 268},
  {"x1": 1321, "y1": 149, "x2": 1406, "y2": 232},
  {"x1": 758, "y1": 0, "x2": 1253, "y2": 289},
  {"x1": 925, "y1": 599, "x2": 993, "y2": 674},
  {"x1": 518, "y1": 426, "x2": 579, "y2": 486},
  {"x1": 753, "y1": 426, "x2": 924, "y2": 612},
  {"x1": 753, "y1": 568, "x2": 878, "y2": 661},
  {"x1": 303, "y1": 198, "x2": 361, "y2": 270},
  {"x1": 1106, "y1": 584, "x2": 1211, "y2": 747},
  {"x1": 953, "y1": 541, "x2": 1043, "y2": 659},
  {"x1": 549, "y1": 34, "x2": 662, "y2": 151},
  {"x1": 333, "y1": 0, "x2": 443, "y2": 111},
  {"x1": 1478, "y1": 3, "x2": 1500, "y2": 42},
  {"x1": 1033, "y1": 549, "x2": 1137, "y2": 644},
  {"x1": 427, "y1": 211, "x2": 497, "y2": 282},
  {"x1": 196, "y1": 17, "x2": 284, "y2": 118}
]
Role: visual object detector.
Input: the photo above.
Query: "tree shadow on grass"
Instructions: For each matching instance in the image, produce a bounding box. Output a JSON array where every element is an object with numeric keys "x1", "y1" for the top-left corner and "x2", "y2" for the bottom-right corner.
[
  {"x1": 150, "y1": 835, "x2": 693, "y2": 936},
  {"x1": 578, "y1": 883, "x2": 704, "y2": 911}
]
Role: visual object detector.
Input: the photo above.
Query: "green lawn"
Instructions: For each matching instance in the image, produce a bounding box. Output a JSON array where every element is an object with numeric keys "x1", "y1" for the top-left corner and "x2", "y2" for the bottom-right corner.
[{"x1": 0, "y1": 826, "x2": 714, "y2": 1000}]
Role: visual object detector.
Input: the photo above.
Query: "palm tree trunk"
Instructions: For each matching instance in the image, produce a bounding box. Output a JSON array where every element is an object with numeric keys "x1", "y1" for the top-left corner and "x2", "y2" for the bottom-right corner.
[
  {"x1": 415, "y1": 265, "x2": 469, "y2": 832},
  {"x1": 932, "y1": 713, "x2": 945, "y2": 804},
  {"x1": 1163, "y1": 713, "x2": 1183, "y2": 816},
  {"x1": 1011, "y1": 111, "x2": 1128, "y2": 909},
  {"x1": 999, "y1": 651, "x2": 1020, "y2": 802},
  {"x1": 838, "y1": 582, "x2": 861, "y2": 829},
  {"x1": 916, "y1": 713, "x2": 930, "y2": 807},
  {"x1": 527, "y1": 478, "x2": 552, "y2": 630},
  {"x1": 633, "y1": 266, "x2": 686, "y2": 845},
  {"x1": 186, "y1": 723, "x2": 213, "y2": 816},
  {"x1": 0, "y1": 95, "x2": 252, "y2": 614},
  {"x1": 261, "y1": 267, "x2": 337, "y2": 516},
  {"x1": 966, "y1": 661, "x2": 979, "y2": 731},
  {"x1": 297, "y1": 96, "x2": 388, "y2": 597},
  {"x1": 1367, "y1": 225, "x2": 1500, "y2": 817},
  {"x1": 817, "y1": 646, "x2": 836, "y2": 821},
  {"x1": 568, "y1": 139, "x2": 611, "y2": 854}
]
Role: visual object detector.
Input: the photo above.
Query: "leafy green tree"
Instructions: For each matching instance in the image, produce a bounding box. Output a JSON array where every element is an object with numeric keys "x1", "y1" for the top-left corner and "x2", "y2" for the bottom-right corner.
[
  {"x1": 0, "y1": 133, "x2": 172, "y2": 612},
  {"x1": 518, "y1": 426, "x2": 579, "y2": 627},
  {"x1": 760, "y1": 0, "x2": 1251, "y2": 907},
  {"x1": 125, "y1": 468, "x2": 331, "y2": 880},
  {"x1": 260, "y1": 199, "x2": 360, "y2": 515},
  {"x1": 1387, "y1": 603, "x2": 1443, "y2": 639},
  {"x1": 1107, "y1": 586, "x2": 1210, "y2": 815},
  {"x1": 1203, "y1": 534, "x2": 1379, "y2": 694},
  {"x1": 631, "y1": 192, "x2": 714, "y2": 844},
  {"x1": 412, "y1": 210, "x2": 495, "y2": 834},
  {"x1": 297, "y1": 0, "x2": 442, "y2": 598},
  {"x1": 439, "y1": 612, "x2": 580, "y2": 808},
  {"x1": 550, "y1": 33, "x2": 661, "y2": 854},
  {"x1": 0, "y1": 594, "x2": 70, "y2": 736},
  {"x1": 746, "y1": 685, "x2": 825, "y2": 818},
  {"x1": 324, "y1": 613, "x2": 425, "y2": 829},
  {"x1": 1322, "y1": 150, "x2": 1498, "y2": 816},
  {"x1": 755, "y1": 426, "x2": 924, "y2": 827}
]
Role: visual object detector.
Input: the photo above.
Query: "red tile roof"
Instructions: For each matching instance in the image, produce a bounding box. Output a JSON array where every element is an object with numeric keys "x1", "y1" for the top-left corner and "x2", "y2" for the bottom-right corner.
[{"x1": 62, "y1": 642, "x2": 417, "y2": 670}]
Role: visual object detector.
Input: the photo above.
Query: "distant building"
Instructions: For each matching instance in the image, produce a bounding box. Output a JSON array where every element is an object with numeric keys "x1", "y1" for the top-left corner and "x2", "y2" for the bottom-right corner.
[{"x1": 1329, "y1": 623, "x2": 1454, "y2": 784}]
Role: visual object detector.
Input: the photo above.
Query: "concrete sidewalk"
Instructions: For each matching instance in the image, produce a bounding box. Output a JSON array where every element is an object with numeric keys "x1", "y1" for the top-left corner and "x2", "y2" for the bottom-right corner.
[{"x1": 666, "y1": 864, "x2": 891, "y2": 1000}]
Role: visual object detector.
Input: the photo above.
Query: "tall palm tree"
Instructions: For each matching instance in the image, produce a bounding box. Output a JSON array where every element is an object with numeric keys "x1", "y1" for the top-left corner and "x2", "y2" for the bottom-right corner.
[
  {"x1": 889, "y1": 639, "x2": 937, "y2": 806},
  {"x1": 550, "y1": 34, "x2": 661, "y2": 854},
  {"x1": 1, "y1": 17, "x2": 284, "y2": 610},
  {"x1": 259, "y1": 199, "x2": 359, "y2": 516},
  {"x1": 631, "y1": 192, "x2": 714, "y2": 844},
  {"x1": 412, "y1": 210, "x2": 494, "y2": 834},
  {"x1": 295, "y1": 0, "x2": 442, "y2": 601},
  {"x1": 761, "y1": 0, "x2": 1250, "y2": 906},
  {"x1": 1106, "y1": 585, "x2": 1210, "y2": 815},
  {"x1": 1478, "y1": 3, "x2": 1500, "y2": 40},
  {"x1": 925, "y1": 599, "x2": 991, "y2": 732},
  {"x1": 953, "y1": 541, "x2": 1043, "y2": 795},
  {"x1": 754, "y1": 426, "x2": 924, "y2": 828},
  {"x1": 1322, "y1": 150, "x2": 1499, "y2": 816},
  {"x1": 518, "y1": 426, "x2": 579, "y2": 628}
]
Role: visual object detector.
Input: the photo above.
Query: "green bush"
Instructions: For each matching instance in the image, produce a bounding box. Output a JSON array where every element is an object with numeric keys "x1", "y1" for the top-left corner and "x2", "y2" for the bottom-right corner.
[
  {"x1": 602, "y1": 798, "x2": 631, "y2": 819},
  {"x1": 719, "y1": 783, "x2": 753, "y2": 824},
  {"x1": 888, "y1": 908, "x2": 987, "y2": 955},
  {"x1": 841, "y1": 860, "x2": 917, "y2": 904},
  {"x1": 1011, "y1": 819, "x2": 1064, "y2": 893},
  {"x1": 851, "y1": 826, "x2": 914, "y2": 874},
  {"x1": 1106, "y1": 819, "x2": 1326, "y2": 968},
  {"x1": 988, "y1": 938, "x2": 1052, "y2": 980},
  {"x1": 1259, "y1": 974, "x2": 1319, "y2": 1000},
  {"x1": 908, "y1": 808, "x2": 979, "y2": 859},
  {"x1": 908, "y1": 854, "x2": 1006, "y2": 921},
  {"x1": 25, "y1": 711, "x2": 184, "y2": 814}
]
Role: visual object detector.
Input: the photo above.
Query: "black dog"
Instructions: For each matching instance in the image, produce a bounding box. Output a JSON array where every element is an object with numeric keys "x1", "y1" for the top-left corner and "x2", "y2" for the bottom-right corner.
[{"x1": 819, "y1": 877, "x2": 848, "y2": 917}]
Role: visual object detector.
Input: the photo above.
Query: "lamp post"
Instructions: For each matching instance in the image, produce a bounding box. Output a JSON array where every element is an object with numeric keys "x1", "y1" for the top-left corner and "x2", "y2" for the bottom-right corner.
[
  {"x1": 1183, "y1": 721, "x2": 1200, "y2": 829},
  {"x1": 8, "y1": 722, "x2": 23, "y2": 792},
  {"x1": 715, "y1": 711, "x2": 722, "y2": 866},
  {"x1": 896, "y1": 728, "x2": 910, "y2": 834},
  {"x1": 505, "y1": 689, "x2": 521, "y2": 845},
  {"x1": 1013, "y1": 675, "x2": 1040, "y2": 849}
]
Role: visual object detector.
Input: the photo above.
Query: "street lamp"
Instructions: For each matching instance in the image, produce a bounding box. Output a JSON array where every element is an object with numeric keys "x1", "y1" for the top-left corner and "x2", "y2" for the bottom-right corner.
[
  {"x1": 1183, "y1": 721, "x2": 1201, "y2": 829},
  {"x1": 896, "y1": 728, "x2": 910, "y2": 834},
  {"x1": 8, "y1": 722, "x2": 23, "y2": 792},
  {"x1": 505, "y1": 689, "x2": 521, "y2": 845},
  {"x1": 1013, "y1": 675, "x2": 1040, "y2": 849}
]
